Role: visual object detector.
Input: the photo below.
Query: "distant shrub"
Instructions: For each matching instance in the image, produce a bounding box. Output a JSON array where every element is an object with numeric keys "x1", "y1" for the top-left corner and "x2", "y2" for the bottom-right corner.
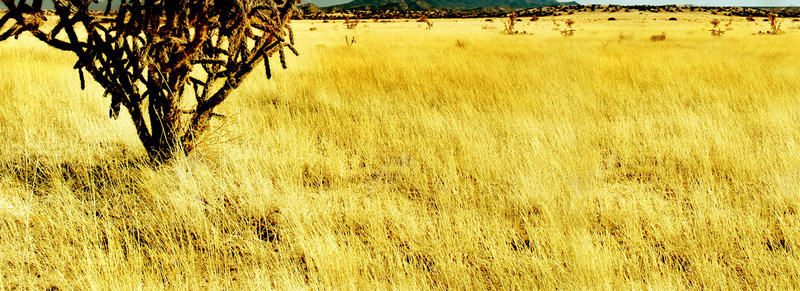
[
  {"x1": 344, "y1": 17, "x2": 358, "y2": 29},
  {"x1": 747, "y1": 16, "x2": 755, "y2": 21},
  {"x1": 502, "y1": 13, "x2": 522, "y2": 34},
  {"x1": 767, "y1": 13, "x2": 783, "y2": 34},
  {"x1": 607, "y1": 17, "x2": 616, "y2": 21},
  {"x1": 668, "y1": 17, "x2": 678, "y2": 21},
  {"x1": 710, "y1": 19, "x2": 725, "y2": 36},
  {"x1": 486, "y1": 19, "x2": 494, "y2": 22},
  {"x1": 560, "y1": 19, "x2": 575, "y2": 36},
  {"x1": 650, "y1": 33, "x2": 666, "y2": 41}
]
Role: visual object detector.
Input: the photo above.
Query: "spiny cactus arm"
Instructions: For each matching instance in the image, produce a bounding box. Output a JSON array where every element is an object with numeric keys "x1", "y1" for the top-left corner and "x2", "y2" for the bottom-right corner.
[
  {"x1": 0, "y1": 0, "x2": 89, "y2": 49},
  {"x1": 104, "y1": 0, "x2": 114, "y2": 15},
  {"x1": 0, "y1": 0, "x2": 43, "y2": 40},
  {"x1": 0, "y1": 11, "x2": 12, "y2": 31},
  {"x1": 0, "y1": 0, "x2": 154, "y2": 150},
  {"x1": 196, "y1": 0, "x2": 296, "y2": 109},
  {"x1": 181, "y1": 0, "x2": 299, "y2": 149}
]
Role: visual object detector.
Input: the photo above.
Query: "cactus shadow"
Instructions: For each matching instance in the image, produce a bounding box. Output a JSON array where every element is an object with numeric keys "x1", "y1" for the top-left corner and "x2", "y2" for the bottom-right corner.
[{"x1": 0, "y1": 146, "x2": 151, "y2": 199}]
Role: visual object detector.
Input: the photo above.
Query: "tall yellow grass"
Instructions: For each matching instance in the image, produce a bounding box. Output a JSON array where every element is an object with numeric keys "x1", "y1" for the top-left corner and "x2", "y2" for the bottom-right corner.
[{"x1": 1, "y1": 13, "x2": 799, "y2": 289}]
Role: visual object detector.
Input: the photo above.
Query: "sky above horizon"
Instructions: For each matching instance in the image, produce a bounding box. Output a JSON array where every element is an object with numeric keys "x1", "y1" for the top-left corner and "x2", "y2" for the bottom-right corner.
[{"x1": 0, "y1": 0, "x2": 793, "y2": 9}]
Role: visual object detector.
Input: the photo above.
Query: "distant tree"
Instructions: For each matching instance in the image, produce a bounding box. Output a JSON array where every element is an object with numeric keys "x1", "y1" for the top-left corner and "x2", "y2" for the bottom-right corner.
[{"x1": 0, "y1": 0, "x2": 299, "y2": 163}]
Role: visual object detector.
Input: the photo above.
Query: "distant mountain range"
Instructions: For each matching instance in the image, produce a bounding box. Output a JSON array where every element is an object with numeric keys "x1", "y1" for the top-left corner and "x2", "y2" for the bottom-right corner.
[{"x1": 330, "y1": 0, "x2": 578, "y2": 10}]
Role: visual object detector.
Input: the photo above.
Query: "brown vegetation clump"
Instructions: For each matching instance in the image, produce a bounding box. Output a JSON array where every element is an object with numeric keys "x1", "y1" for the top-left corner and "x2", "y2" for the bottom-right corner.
[
  {"x1": 710, "y1": 19, "x2": 725, "y2": 36},
  {"x1": 768, "y1": 13, "x2": 783, "y2": 34},
  {"x1": 618, "y1": 32, "x2": 633, "y2": 41},
  {"x1": 502, "y1": 13, "x2": 519, "y2": 34},
  {"x1": 418, "y1": 16, "x2": 433, "y2": 30},
  {"x1": 756, "y1": 13, "x2": 784, "y2": 35},
  {"x1": 560, "y1": 19, "x2": 576, "y2": 36},
  {"x1": 344, "y1": 16, "x2": 359, "y2": 29},
  {"x1": 650, "y1": 32, "x2": 666, "y2": 41}
]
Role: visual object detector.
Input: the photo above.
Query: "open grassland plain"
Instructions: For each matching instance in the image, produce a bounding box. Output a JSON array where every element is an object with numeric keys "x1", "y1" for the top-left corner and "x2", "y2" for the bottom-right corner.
[{"x1": 1, "y1": 12, "x2": 800, "y2": 290}]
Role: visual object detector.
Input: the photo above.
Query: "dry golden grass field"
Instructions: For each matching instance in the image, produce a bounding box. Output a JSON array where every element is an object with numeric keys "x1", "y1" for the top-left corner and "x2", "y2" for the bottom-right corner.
[{"x1": 1, "y1": 10, "x2": 800, "y2": 290}]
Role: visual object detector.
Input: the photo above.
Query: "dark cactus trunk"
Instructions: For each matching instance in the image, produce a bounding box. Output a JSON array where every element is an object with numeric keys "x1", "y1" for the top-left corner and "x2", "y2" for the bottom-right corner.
[{"x1": 143, "y1": 93, "x2": 186, "y2": 163}]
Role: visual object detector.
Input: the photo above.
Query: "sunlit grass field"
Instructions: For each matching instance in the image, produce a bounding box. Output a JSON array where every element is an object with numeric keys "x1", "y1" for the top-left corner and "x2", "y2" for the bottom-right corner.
[{"x1": 1, "y1": 11, "x2": 800, "y2": 289}]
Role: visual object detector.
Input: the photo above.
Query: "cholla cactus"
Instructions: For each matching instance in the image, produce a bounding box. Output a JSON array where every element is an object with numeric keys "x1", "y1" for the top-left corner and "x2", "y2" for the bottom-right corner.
[
  {"x1": 768, "y1": 13, "x2": 782, "y2": 34},
  {"x1": 560, "y1": 19, "x2": 575, "y2": 36},
  {"x1": 710, "y1": 18, "x2": 725, "y2": 36},
  {"x1": 344, "y1": 16, "x2": 359, "y2": 29},
  {"x1": 0, "y1": 0, "x2": 299, "y2": 162},
  {"x1": 503, "y1": 13, "x2": 518, "y2": 34}
]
